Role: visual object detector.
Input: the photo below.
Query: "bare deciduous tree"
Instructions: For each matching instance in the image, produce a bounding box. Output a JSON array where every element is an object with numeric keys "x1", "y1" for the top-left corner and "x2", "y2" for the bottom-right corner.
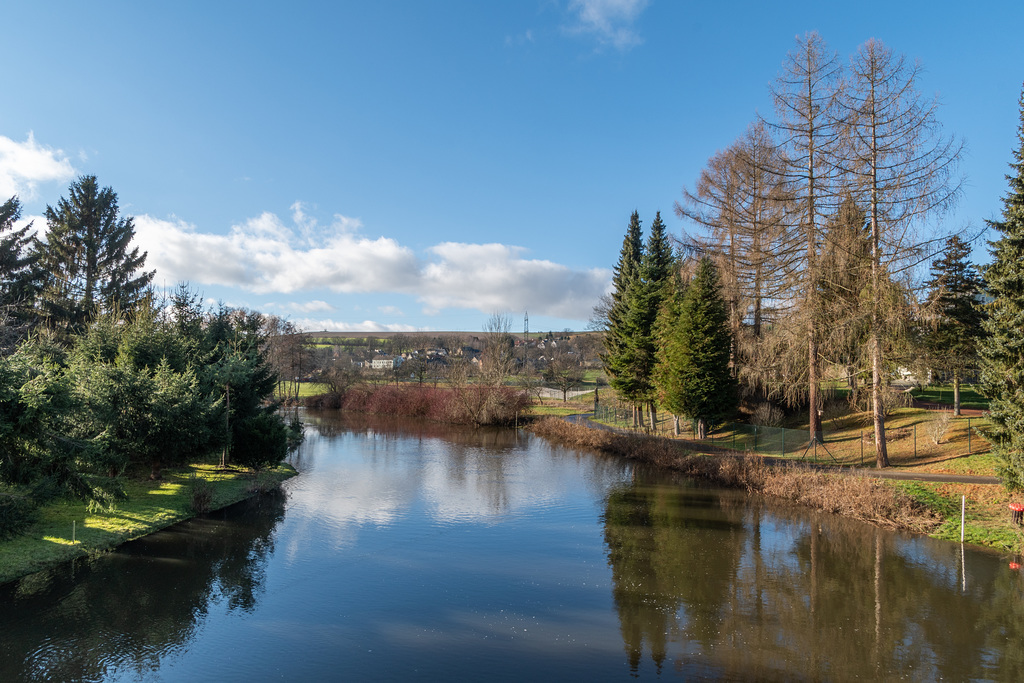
[
  {"x1": 676, "y1": 123, "x2": 799, "y2": 396},
  {"x1": 481, "y1": 312, "x2": 516, "y2": 386},
  {"x1": 842, "y1": 38, "x2": 963, "y2": 467},
  {"x1": 767, "y1": 31, "x2": 846, "y2": 445}
]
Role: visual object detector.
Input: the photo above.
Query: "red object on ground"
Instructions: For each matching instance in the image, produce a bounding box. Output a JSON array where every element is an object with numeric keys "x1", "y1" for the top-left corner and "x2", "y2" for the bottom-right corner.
[
  {"x1": 1011, "y1": 562, "x2": 1021, "y2": 571},
  {"x1": 1010, "y1": 503, "x2": 1024, "y2": 525}
]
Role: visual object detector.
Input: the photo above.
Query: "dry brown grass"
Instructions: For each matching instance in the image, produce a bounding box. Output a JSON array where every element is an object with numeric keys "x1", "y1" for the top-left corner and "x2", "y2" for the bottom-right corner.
[{"x1": 529, "y1": 417, "x2": 940, "y2": 534}]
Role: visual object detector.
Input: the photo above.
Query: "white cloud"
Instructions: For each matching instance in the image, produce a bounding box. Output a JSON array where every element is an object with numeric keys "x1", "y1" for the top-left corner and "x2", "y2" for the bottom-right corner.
[
  {"x1": 133, "y1": 213, "x2": 420, "y2": 295},
  {"x1": 132, "y1": 210, "x2": 612, "y2": 323},
  {"x1": 0, "y1": 133, "x2": 76, "y2": 200},
  {"x1": 378, "y1": 305, "x2": 404, "y2": 316},
  {"x1": 566, "y1": 0, "x2": 648, "y2": 51},
  {"x1": 294, "y1": 318, "x2": 420, "y2": 333},
  {"x1": 288, "y1": 300, "x2": 334, "y2": 313},
  {"x1": 420, "y1": 242, "x2": 609, "y2": 319},
  {"x1": 505, "y1": 29, "x2": 535, "y2": 47},
  {"x1": 13, "y1": 214, "x2": 44, "y2": 236}
]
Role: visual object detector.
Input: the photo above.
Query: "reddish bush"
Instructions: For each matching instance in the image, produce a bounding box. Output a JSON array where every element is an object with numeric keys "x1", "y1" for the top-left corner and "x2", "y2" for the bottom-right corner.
[{"x1": 307, "y1": 384, "x2": 528, "y2": 426}]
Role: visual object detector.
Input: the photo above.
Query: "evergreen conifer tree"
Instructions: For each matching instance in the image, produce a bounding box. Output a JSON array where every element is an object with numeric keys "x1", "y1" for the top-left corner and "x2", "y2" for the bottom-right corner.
[
  {"x1": 979, "y1": 84, "x2": 1024, "y2": 490},
  {"x1": 36, "y1": 176, "x2": 154, "y2": 334},
  {"x1": 0, "y1": 196, "x2": 41, "y2": 328},
  {"x1": 924, "y1": 235, "x2": 984, "y2": 415},
  {"x1": 633, "y1": 211, "x2": 674, "y2": 427},
  {"x1": 653, "y1": 268, "x2": 688, "y2": 434},
  {"x1": 602, "y1": 212, "x2": 645, "y2": 424},
  {"x1": 671, "y1": 257, "x2": 737, "y2": 438}
]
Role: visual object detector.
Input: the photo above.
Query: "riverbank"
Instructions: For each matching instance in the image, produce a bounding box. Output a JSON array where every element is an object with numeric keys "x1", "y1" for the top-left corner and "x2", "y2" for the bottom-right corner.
[
  {"x1": 0, "y1": 463, "x2": 297, "y2": 586},
  {"x1": 529, "y1": 417, "x2": 1024, "y2": 553}
]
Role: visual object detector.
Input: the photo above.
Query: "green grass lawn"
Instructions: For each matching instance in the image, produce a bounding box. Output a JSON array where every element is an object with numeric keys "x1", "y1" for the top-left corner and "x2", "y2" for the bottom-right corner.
[
  {"x1": 277, "y1": 382, "x2": 330, "y2": 398},
  {"x1": 893, "y1": 479, "x2": 1023, "y2": 552},
  {"x1": 911, "y1": 385, "x2": 990, "y2": 411},
  {"x1": 0, "y1": 463, "x2": 297, "y2": 585}
]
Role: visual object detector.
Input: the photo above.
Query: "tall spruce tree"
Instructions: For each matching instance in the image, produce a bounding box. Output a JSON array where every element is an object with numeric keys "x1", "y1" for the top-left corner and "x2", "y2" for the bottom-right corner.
[
  {"x1": 924, "y1": 235, "x2": 984, "y2": 416},
  {"x1": 653, "y1": 268, "x2": 688, "y2": 435},
  {"x1": 0, "y1": 196, "x2": 41, "y2": 329},
  {"x1": 36, "y1": 176, "x2": 154, "y2": 335},
  {"x1": 979, "y1": 84, "x2": 1024, "y2": 491},
  {"x1": 602, "y1": 211, "x2": 645, "y2": 425},
  {"x1": 671, "y1": 257, "x2": 737, "y2": 438},
  {"x1": 633, "y1": 211, "x2": 674, "y2": 428}
]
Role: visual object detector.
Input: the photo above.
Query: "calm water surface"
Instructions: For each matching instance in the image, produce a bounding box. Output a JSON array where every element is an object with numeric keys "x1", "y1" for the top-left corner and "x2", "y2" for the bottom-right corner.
[{"x1": 1, "y1": 410, "x2": 1022, "y2": 681}]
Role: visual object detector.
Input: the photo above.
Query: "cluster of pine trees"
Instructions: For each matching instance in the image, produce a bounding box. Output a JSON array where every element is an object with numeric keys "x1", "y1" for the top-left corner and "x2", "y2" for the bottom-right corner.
[
  {"x1": 601, "y1": 212, "x2": 736, "y2": 440},
  {"x1": 601, "y1": 35, "x2": 1024, "y2": 484},
  {"x1": 0, "y1": 177, "x2": 297, "y2": 537}
]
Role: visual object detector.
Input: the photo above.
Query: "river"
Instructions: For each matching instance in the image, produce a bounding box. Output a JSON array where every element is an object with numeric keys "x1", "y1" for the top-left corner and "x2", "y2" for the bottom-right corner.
[{"x1": 1, "y1": 410, "x2": 1021, "y2": 681}]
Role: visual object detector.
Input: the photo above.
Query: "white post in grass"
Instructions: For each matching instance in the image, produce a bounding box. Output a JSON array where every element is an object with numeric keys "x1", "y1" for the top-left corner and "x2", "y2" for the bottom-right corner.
[{"x1": 961, "y1": 495, "x2": 966, "y2": 543}]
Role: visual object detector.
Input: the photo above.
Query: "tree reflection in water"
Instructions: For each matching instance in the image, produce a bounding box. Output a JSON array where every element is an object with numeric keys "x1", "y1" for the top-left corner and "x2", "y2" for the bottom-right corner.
[
  {"x1": 602, "y1": 470, "x2": 1024, "y2": 680},
  {"x1": 0, "y1": 491, "x2": 286, "y2": 682}
]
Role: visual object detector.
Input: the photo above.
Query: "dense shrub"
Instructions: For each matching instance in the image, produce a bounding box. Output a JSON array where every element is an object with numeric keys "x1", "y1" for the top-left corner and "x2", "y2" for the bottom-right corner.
[
  {"x1": 231, "y1": 411, "x2": 289, "y2": 472},
  {"x1": 0, "y1": 489, "x2": 38, "y2": 540},
  {"x1": 309, "y1": 384, "x2": 530, "y2": 426},
  {"x1": 187, "y1": 476, "x2": 214, "y2": 514}
]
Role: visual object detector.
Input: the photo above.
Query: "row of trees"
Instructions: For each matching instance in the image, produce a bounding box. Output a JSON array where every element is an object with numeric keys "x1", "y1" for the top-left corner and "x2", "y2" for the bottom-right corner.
[
  {"x1": 597, "y1": 38, "x2": 1024, "y2": 475},
  {"x1": 1, "y1": 177, "x2": 298, "y2": 534},
  {"x1": 657, "y1": 33, "x2": 966, "y2": 467},
  {"x1": 600, "y1": 212, "x2": 736, "y2": 439}
]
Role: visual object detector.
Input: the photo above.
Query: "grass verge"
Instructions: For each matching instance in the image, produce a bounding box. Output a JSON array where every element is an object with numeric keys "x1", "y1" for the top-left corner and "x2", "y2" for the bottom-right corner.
[
  {"x1": 910, "y1": 384, "x2": 990, "y2": 411},
  {"x1": 0, "y1": 463, "x2": 297, "y2": 586},
  {"x1": 894, "y1": 480, "x2": 1024, "y2": 552}
]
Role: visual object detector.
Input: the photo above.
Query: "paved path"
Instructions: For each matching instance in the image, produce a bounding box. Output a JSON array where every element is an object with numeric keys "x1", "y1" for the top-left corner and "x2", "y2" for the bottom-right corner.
[{"x1": 563, "y1": 413, "x2": 1000, "y2": 486}]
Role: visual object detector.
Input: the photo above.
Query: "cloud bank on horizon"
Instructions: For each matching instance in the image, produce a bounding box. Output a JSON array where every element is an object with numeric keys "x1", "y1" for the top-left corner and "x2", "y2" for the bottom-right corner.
[
  {"x1": 133, "y1": 207, "x2": 611, "y2": 330},
  {"x1": 1, "y1": 132, "x2": 612, "y2": 332}
]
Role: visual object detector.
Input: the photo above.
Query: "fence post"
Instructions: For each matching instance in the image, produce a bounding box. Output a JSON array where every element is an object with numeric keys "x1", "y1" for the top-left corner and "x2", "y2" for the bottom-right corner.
[
  {"x1": 782, "y1": 429, "x2": 785, "y2": 458},
  {"x1": 860, "y1": 431, "x2": 864, "y2": 466},
  {"x1": 968, "y1": 417, "x2": 972, "y2": 454},
  {"x1": 754, "y1": 425, "x2": 758, "y2": 453},
  {"x1": 914, "y1": 424, "x2": 917, "y2": 458}
]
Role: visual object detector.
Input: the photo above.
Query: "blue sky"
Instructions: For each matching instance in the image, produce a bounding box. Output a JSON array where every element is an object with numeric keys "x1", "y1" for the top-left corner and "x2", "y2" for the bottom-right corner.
[{"x1": 2, "y1": 1, "x2": 1022, "y2": 333}]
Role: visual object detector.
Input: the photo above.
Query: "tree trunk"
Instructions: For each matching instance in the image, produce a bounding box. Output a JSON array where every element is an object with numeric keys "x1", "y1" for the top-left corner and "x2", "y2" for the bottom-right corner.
[
  {"x1": 672, "y1": 414, "x2": 680, "y2": 436},
  {"x1": 871, "y1": 329, "x2": 890, "y2": 468},
  {"x1": 648, "y1": 401, "x2": 657, "y2": 431},
  {"x1": 809, "y1": 334, "x2": 822, "y2": 444},
  {"x1": 696, "y1": 418, "x2": 708, "y2": 440},
  {"x1": 953, "y1": 369, "x2": 961, "y2": 416}
]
